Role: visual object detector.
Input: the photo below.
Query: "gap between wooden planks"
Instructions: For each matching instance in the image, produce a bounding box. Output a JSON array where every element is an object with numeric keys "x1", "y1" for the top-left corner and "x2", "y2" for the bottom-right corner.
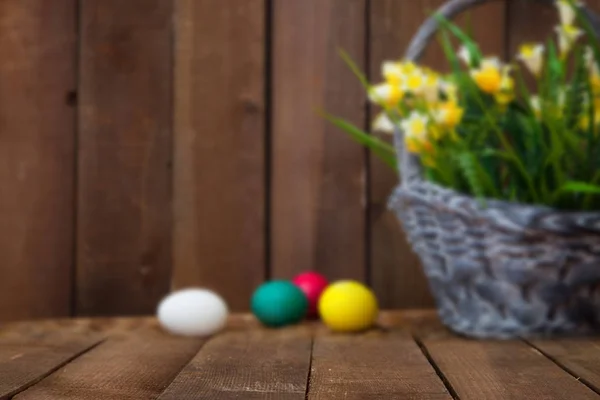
[{"x1": 1, "y1": 311, "x2": 600, "y2": 399}]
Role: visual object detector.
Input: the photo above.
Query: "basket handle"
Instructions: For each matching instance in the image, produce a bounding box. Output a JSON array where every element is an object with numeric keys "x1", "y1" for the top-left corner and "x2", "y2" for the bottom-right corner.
[{"x1": 396, "y1": 0, "x2": 600, "y2": 185}]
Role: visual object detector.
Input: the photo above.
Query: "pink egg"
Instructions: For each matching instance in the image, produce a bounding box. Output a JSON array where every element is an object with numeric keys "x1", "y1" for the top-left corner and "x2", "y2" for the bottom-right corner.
[{"x1": 292, "y1": 271, "x2": 329, "y2": 318}]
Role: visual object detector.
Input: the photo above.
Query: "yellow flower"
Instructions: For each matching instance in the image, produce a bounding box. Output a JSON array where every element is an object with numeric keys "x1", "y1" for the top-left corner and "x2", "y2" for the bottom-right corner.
[
  {"x1": 556, "y1": 0, "x2": 582, "y2": 26},
  {"x1": 583, "y1": 73, "x2": 600, "y2": 131},
  {"x1": 578, "y1": 98, "x2": 600, "y2": 131},
  {"x1": 368, "y1": 83, "x2": 403, "y2": 108},
  {"x1": 400, "y1": 111, "x2": 430, "y2": 153},
  {"x1": 433, "y1": 100, "x2": 464, "y2": 129},
  {"x1": 517, "y1": 43, "x2": 545, "y2": 76},
  {"x1": 579, "y1": 115, "x2": 590, "y2": 130},
  {"x1": 428, "y1": 124, "x2": 445, "y2": 141},
  {"x1": 372, "y1": 112, "x2": 395, "y2": 133},
  {"x1": 402, "y1": 69, "x2": 427, "y2": 94},
  {"x1": 555, "y1": 24, "x2": 583, "y2": 56},
  {"x1": 422, "y1": 71, "x2": 441, "y2": 103},
  {"x1": 494, "y1": 70, "x2": 515, "y2": 105},
  {"x1": 495, "y1": 92, "x2": 513, "y2": 106},
  {"x1": 400, "y1": 61, "x2": 418, "y2": 75},
  {"x1": 382, "y1": 61, "x2": 404, "y2": 86},
  {"x1": 591, "y1": 72, "x2": 600, "y2": 96},
  {"x1": 470, "y1": 57, "x2": 503, "y2": 94}
]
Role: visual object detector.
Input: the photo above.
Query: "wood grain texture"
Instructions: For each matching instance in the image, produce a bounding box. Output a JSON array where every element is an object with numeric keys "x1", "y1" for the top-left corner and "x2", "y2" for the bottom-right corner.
[
  {"x1": 308, "y1": 331, "x2": 450, "y2": 399},
  {"x1": 0, "y1": 314, "x2": 260, "y2": 344},
  {"x1": 271, "y1": 0, "x2": 367, "y2": 282},
  {"x1": 76, "y1": 0, "x2": 173, "y2": 316},
  {"x1": 529, "y1": 338, "x2": 600, "y2": 394},
  {"x1": 0, "y1": 0, "x2": 76, "y2": 321},
  {"x1": 0, "y1": 318, "x2": 161, "y2": 342},
  {"x1": 368, "y1": 0, "x2": 506, "y2": 309},
  {"x1": 158, "y1": 327, "x2": 312, "y2": 399},
  {"x1": 421, "y1": 336, "x2": 600, "y2": 399},
  {"x1": 173, "y1": 0, "x2": 265, "y2": 311},
  {"x1": 0, "y1": 340, "x2": 100, "y2": 399},
  {"x1": 16, "y1": 328, "x2": 203, "y2": 399}
]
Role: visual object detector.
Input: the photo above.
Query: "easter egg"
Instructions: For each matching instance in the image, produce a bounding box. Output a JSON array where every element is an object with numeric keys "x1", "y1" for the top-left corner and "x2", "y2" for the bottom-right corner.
[
  {"x1": 318, "y1": 280, "x2": 379, "y2": 332},
  {"x1": 292, "y1": 271, "x2": 329, "y2": 318},
  {"x1": 157, "y1": 288, "x2": 229, "y2": 337},
  {"x1": 251, "y1": 280, "x2": 308, "y2": 327}
]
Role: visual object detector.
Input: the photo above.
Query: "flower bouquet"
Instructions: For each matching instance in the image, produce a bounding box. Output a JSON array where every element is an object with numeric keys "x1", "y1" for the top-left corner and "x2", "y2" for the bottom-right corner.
[{"x1": 329, "y1": 0, "x2": 600, "y2": 338}]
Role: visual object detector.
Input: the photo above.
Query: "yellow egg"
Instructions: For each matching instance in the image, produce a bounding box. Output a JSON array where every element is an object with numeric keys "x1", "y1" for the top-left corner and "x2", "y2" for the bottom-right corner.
[{"x1": 318, "y1": 280, "x2": 379, "y2": 332}]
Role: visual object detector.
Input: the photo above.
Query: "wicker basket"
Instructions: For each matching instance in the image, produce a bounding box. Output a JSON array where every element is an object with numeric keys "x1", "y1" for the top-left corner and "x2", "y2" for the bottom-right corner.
[{"x1": 389, "y1": 0, "x2": 600, "y2": 338}]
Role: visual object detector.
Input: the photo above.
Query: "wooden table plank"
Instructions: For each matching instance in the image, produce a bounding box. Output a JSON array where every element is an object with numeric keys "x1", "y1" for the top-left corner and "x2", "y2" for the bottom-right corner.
[
  {"x1": 308, "y1": 331, "x2": 451, "y2": 399},
  {"x1": 4, "y1": 312, "x2": 600, "y2": 399},
  {"x1": 0, "y1": 339, "x2": 100, "y2": 399},
  {"x1": 15, "y1": 327, "x2": 204, "y2": 399},
  {"x1": 420, "y1": 335, "x2": 600, "y2": 399},
  {"x1": 0, "y1": 315, "x2": 260, "y2": 341},
  {"x1": 529, "y1": 338, "x2": 600, "y2": 395},
  {"x1": 158, "y1": 327, "x2": 312, "y2": 399}
]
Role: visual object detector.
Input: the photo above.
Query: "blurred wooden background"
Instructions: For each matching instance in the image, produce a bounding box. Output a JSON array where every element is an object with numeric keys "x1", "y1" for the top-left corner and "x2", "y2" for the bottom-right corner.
[{"x1": 0, "y1": 0, "x2": 596, "y2": 321}]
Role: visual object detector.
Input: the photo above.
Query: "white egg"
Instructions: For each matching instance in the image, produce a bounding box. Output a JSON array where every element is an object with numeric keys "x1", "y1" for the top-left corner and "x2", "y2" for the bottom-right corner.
[{"x1": 157, "y1": 288, "x2": 229, "y2": 337}]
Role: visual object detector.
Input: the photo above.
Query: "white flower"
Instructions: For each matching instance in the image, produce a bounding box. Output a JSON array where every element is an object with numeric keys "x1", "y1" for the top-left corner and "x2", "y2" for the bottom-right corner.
[
  {"x1": 458, "y1": 46, "x2": 472, "y2": 66},
  {"x1": 372, "y1": 112, "x2": 396, "y2": 133},
  {"x1": 368, "y1": 83, "x2": 403, "y2": 107},
  {"x1": 517, "y1": 43, "x2": 545, "y2": 76},
  {"x1": 585, "y1": 46, "x2": 600, "y2": 75},
  {"x1": 555, "y1": 24, "x2": 584, "y2": 55},
  {"x1": 382, "y1": 61, "x2": 403, "y2": 85},
  {"x1": 440, "y1": 80, "x2": 458, "y2": 101},
  {"x1": 530, "y1": 95, "x2": 542, "y2": 117},
  {"x1": 400, "y1": 111, "x2": 430, "y2": 153},
  {"x1": 556, "y1": 0, "x2": 582, "y2": 26},
  {"x1": 582, "y1": 91, "x2": 590, "y2": 109},
  {"x1": 433, "y1": 101, "x2": 464, "y2": 129},
  {"x1": 402, "y1": 70, "x2": 427, "y2": 94}
]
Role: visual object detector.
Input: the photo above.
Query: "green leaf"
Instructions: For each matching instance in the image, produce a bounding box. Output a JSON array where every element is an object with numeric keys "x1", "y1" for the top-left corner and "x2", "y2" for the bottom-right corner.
[
  {"x1": 437, "y1": 29, "x2": 461, "y2": 75},
  {"x1": 574, "y1": 5, "x2": 600, "y2": 68},
  {"x1": 545, "y1": 40, "x2": 564, "y2": 98},
  {"x1": 321, "y1": 111, "x2": 398, "y2": 171},
  {"x1": 564, "y1": 45, "x2": 588, "y2": 129},
  {"x1": 514, "y1": 67, "x2": 533, "y2": 113},
  {"x1": 559, "y1": 181, "x2": 600, "y2": 195},
  {"x1": 338, "y1": 48, "x2": 370, "y2": 90},
  {"x1": 455, "y1": 151, "x2": 494, "y2": 200},
  {"x1": 481, "y1": 148, "x2": 512, "y2": 160},
  {"x1": 433, "y1": 12, "x2": 481, "y2": 66},
  {"x1": 552, "y1": 181, "x2": 600, "y2": 206}
]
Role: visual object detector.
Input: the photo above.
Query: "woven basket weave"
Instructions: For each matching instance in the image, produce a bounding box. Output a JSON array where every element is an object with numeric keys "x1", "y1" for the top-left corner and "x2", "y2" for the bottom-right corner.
[{"x1": 389, "y1": 0, "x2": 600, "y2": 338}]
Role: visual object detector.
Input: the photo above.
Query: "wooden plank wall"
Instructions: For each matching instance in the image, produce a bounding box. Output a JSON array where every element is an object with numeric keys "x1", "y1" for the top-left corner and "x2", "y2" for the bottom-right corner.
[
  {"x1": 77, "y1": 0, "x2": 173, "y2": 316},
  {"x1": 0, "y1": 0, "x2": 77, "y2": 320},
  {"x1": 0, "y1": 0, "x2": 591, "y2": 320}
]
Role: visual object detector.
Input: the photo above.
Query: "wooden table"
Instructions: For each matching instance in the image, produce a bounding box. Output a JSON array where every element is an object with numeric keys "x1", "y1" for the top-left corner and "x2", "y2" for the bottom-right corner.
[{"x1": 1, "y1": 310, "x2": 600, "y2": 399}]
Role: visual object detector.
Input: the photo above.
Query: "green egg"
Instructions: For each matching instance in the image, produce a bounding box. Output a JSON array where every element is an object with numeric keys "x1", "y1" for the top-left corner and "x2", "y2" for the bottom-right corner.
[{"x1": 251, "y1": 280, "x2": 308, "y2": 327}]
